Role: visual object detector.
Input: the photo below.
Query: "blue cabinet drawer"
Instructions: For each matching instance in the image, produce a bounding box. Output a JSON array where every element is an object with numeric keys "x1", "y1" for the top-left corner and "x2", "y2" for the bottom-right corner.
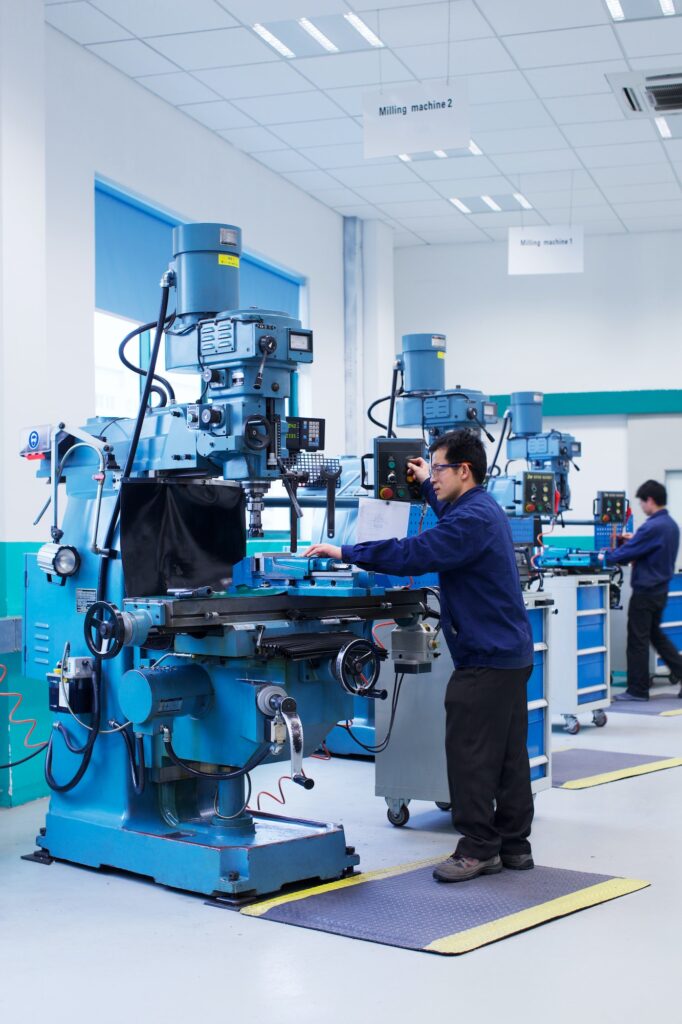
[
  {"x1": 527, "y1": 608, "x2": 545, "y2": 644},
  {"x1": 527, "y1": 709, "x2": 545, "y2": 760},
  {"x1": 577, "y1": 586, "x2": 605, "y2": 611},
  {"x1": 577, "y1": 651, "x2": 606, "y2": 689},
  {"x1": 577, "y1": 616, "x2": 605, "y2": 650},
  {"x1": 661, "y1": 593, "x2": 682, "y2": 624},
  {"x1": 527, "y1": 652, "x2": 545, "y2": 703},
  {"x1": 578, "y1": 687, "x2": 607, "y2": 705},
  {"x1": 530, "y1": 762, "x2": 547, "y2": 783}
]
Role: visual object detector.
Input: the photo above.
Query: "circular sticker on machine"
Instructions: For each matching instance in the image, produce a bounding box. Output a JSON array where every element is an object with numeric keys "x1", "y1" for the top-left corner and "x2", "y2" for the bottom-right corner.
[{"x1": 28, "y1": 430, "x2": 39, "y2": 450}]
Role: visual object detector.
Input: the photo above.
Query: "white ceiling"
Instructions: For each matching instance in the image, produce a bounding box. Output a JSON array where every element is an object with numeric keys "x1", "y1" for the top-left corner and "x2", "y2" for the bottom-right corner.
[{"x1": 44, "y1": 0, "x2": 682, "y2": 246}]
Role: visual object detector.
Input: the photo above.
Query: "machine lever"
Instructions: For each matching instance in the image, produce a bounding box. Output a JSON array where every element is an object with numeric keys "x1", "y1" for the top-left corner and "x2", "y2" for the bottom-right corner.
[
  {"x1": 278, "y1": 460, "x2": 308, "y2": 553},
  {"x1": 320, "y1": 464, "x2": 342, "y2": 539},
  {"x1": 253, "y1": 336, "x2": 277, "y2": 390},
  {"x1": 271, "y1": 695, "x2": 312, "y2": 788}
]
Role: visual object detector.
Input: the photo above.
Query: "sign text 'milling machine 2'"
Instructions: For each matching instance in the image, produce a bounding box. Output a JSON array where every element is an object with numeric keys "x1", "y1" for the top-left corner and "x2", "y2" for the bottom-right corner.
[{"x1": 20, "y1": 223, "x2": 435, "y2": 901}]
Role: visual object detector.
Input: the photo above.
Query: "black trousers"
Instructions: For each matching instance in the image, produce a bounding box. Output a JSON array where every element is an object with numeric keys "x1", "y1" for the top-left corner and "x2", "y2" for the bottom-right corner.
[
  {"x1": 626, "y1": 590, "x2": 682, "y2": 698},
  {"x1": 445, "y1": 665, "x2": 534, "y2": 861}
]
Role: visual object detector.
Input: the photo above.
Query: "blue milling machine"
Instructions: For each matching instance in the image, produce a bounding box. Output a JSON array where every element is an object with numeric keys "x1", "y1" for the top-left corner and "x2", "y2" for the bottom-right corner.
[{"x1": 20, "y1": 223, "x2": 435, "y2": 901}]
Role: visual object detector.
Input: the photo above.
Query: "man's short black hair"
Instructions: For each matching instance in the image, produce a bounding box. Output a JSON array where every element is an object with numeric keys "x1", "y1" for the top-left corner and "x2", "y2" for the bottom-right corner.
[
  {"x1": 429, "y1": 429, "x2": 487, "y2": 484},
  {"x1": 635, "y1": 479, "x2": 667, "y2": 506}
]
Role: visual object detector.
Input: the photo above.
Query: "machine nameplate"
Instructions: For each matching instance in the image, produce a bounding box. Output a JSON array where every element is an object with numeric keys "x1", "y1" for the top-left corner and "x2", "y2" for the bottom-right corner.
[{"x1": 76, "y1": 588, "x2": 97, "y2": 614}]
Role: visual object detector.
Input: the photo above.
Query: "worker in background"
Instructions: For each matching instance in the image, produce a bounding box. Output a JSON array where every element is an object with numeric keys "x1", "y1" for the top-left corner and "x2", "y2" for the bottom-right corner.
[
  {"x1": 601, "y1": 480, "x2": 682, "y2": 701},
  {"x1": 305, "y1": 429, "x2": 535, "y2": 884}
]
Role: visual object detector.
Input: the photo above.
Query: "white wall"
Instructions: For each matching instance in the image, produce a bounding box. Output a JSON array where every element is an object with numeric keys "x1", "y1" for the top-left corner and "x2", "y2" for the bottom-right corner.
[
  {"x1": 394, "y1": 233, "x2": 682, "y2": 395},
  {"x1": 0, "y1": 27, "x2": 346, "y2": 540}
]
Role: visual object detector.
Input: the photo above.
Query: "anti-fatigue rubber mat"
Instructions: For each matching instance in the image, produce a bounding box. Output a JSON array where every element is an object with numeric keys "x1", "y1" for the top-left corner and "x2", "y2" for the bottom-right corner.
[
  {"x1": 552, "y1": 748, "x2": 682, "y2": 789},
  {"x1": 608, "y1": 693, "x2": 682, "y2": 717},
  {"x1": 241, "y1": 857, "x2": 648, "y2": 955}
]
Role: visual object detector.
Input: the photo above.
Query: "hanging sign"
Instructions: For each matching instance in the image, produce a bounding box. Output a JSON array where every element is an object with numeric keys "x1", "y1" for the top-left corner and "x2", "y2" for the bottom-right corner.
[
  {"x1": 508, "y1": 225, "x2": 584, "y2": 276},
  {"x1": 362, "y1": 80, "x2": 469, "y2": 159}
]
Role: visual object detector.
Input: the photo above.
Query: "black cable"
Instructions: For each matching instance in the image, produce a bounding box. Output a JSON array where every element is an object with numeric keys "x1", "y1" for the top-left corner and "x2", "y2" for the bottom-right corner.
[
  {"x1": 117, "y1": 727, "x2": 145, "y2": 795},
  {"x1": 367, "y1": 395, "x2": 392, "y2": 432},
  {"x1": 118, "y1": 317, "x2": 176, "y2": 402},
  {"x1": 339, "y1": 673, "x2": 405, "y2": 754},
  {"x1": 0, "y1": 744, "x2": 48, "y2": 770},
  {"x1": 149, "y1": 383, "x2": 168, "y2": 408},
  {"x1": 54, "y1": 721, "x2": 91, "y2": 755},
  {"x1": 163, "y1": 734, "x2": 271, "y2": 780},
  {"x1": 44, "y1": 663, "x2": 101, "y2": 793},
  {"x1": 487, "y1": 412, "x2": 510, "y2": 480},
  {"x1": 386, "y1": 366, "x2": 402, "y2": 439}
]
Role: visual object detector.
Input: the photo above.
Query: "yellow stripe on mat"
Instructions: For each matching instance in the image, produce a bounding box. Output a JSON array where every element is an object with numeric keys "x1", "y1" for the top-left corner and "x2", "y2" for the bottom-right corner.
[
  {"x1": 660, "y1": 709, "x2": 682, "y2": 717},
  {"x1": 425, "y1": 878, "x2": 649, "y2": 954},
  {"x1": 561, "y1": 756, "x2": 682, "y2": 789},
  {"x1": 241, "y1": 855, "x2": 446, "y2": 917}
]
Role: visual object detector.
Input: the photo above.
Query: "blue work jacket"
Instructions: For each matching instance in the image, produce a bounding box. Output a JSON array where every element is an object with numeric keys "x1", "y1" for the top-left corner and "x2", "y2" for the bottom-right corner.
[{"x1": 604, "y1": 509, "x2": 680, "y2": 593}]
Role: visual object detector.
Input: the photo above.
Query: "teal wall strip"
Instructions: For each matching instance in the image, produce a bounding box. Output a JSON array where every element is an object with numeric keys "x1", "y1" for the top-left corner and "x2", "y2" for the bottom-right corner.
[{"x1": 490, "y1": 390, "x2": 682, "y2": 417}]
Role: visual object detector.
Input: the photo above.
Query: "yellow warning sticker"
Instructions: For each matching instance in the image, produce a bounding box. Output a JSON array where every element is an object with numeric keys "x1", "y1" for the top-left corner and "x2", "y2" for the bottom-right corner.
[
  {"x1": 437, "y1": 351, "x2": 445, "y2": 359},
  {"x1": 218, "y1": 254, "x2": 240, "y2": 267}
]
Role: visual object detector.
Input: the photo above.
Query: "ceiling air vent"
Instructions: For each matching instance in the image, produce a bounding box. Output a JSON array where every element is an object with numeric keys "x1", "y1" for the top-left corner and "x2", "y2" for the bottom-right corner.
[{"x1": 607, "y1": 69, "x2": 682, "y2": 118}]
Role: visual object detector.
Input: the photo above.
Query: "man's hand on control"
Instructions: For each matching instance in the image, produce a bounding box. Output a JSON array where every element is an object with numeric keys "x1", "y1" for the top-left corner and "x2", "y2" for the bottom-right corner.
[
  {"x1": 406, "y1": 457, "x2": 430, "y2": 484},
  {"x1": 303, "y1": 543, "x2": 342, "y2": 560}
]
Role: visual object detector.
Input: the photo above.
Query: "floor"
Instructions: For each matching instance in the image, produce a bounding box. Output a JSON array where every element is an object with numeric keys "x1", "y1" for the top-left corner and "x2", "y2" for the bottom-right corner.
[{"x1": 1, "y1": 691, "x2": 680, "y2": 1024}]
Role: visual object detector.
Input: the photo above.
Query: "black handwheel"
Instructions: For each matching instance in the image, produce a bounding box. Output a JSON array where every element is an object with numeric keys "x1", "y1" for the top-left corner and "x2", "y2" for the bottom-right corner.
[
  {"x1": 84, "y1": 601, "x2": 125, "y2": 659},
  {"x1": 387, "y1": 805, "x2": 410, "y2": 827},
  {"x1": 333, "y1": 639, "x2": 380, "y2": 696},
  {"x1": 243, "y1": 415, "x2": 272, "y2": 451}
]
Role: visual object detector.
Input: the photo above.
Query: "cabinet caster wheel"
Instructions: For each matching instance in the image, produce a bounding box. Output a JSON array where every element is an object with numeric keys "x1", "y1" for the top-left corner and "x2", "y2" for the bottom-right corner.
[
  {"x1": 387, "y1": 805, "x2": 410, "y2": 827},
  {"x1": 593, "y1": 710, "x2": 607, "y2": 727},
  {"x1": 564, "y1": 715, "x2": 580, "y2": 735},
  {"x1": 435, "y1": 801, "x2": 451, "y2": 812}
]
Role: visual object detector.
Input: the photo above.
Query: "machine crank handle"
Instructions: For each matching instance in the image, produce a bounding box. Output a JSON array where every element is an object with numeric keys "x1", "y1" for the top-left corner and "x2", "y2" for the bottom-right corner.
[
  {"x1": 321, "y1": 464, "x2": 342, "y2": 538},
  {"x1": 292, "y1": 773, "x2": 314, "y2": 790},
  {"x1": 360, "y1": 452, "x2": 373, "y2": 490},
  {"x1": 253, "y1": 336, "x2": 277, "y2": 390},
  {"x1": 272, "y1": 694, "x2": 313, "y2": 787},
  {"x1": 361, "y1": 688, "x2": 388, "y2": 701}
]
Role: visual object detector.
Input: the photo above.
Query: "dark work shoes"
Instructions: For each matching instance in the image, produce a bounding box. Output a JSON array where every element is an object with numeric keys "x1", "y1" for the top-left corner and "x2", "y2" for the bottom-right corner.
[
  {"x1": 500, "y1": 852, "x2": 534, "y2": 870},
  {"x1": 433, "y1": 853, "x2": 502, "y2": 883},
  {"x1": 614, "y1": 691, "x2": 649, "y2": 702}
]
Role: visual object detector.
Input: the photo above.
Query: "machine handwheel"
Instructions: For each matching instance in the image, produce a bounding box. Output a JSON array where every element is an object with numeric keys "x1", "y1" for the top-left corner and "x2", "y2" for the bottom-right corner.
[
  {"x1": 243, "y1": 415, "x2": 272, "y2": 451},
  {"x1": 387, "y1": 805, "x2": 410, "y2": 827},
  {"x1": 333, "y1": 639, "x2": 380, "y2": 696},
  {"x1": 593, "y1": 710, "x2": 608, "y2": 728},
  {"x1": 564, "y1": 715, "x2": 580, "y2": 735},
  {"x1": 435, "y1": 801, "x2": 451, "y2": 812},
  {"x1": 84, "y1": 601, "x2": 125, "y2": 659}
]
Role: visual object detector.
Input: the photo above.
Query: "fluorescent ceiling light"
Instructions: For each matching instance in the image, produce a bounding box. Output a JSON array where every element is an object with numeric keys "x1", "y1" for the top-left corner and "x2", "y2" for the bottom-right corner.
[
  {"x1": 513, "y1": 192, "x2": 533, "y2": 210},
  {"x1": 468, "y1": 140, "x2": 483, "y2": 156},
  {"x1": 298, "y1": 17, "x2": 339, "y2": 53},
  {"x1": 450, "y1": 198, "x2": 471, "y2": 213},
  {"x1": 481, "y1": 195, "x2": 502, "y2": 211},
  {"x1": 344, "y1": 12, "x2": 384, "y2": 47},
  {"x1": 253, "y1": 23, "x2": 295, "y2": 57},
  {"x1": 655, "y1": 115, "x2": 672, "y2": 138},
  {"x1": 605, "y1": 0, "x2": 625, "y2": 20},
  {"x1": 659, "y1": 0, "x2": 676, "y2": 14},
  {"x1": 398, "y1": 153, "x2": 411, "y2": 162},
  {"x1": 433, "y1": 150, "x2": 448, "y2": 158}
]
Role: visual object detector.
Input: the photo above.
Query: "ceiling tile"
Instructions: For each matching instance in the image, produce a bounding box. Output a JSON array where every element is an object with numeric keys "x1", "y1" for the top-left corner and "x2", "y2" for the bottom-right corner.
[
  {"x1": 544, "y1": 93, "x2": 625, "y2": 125},
  {"x1": 664, "y1": 139, "x2": 682, "y2": 162},
  {"x1": 475, "y1": 0, "x2": 608, "y2": 35},
  {"x1": 324, "y1": 81, "x2": 407, "y2": 116},
  {"x1": 282, "y1": 168, "x2": 343, "y2": 190},
  {"x1": 562, "y1": 120, "x2": 657, "y2": 148},
  {"x1": 495, "y1": 149, "x2": 584, "y2": 173},
  {"x1": 581, "y1": 222, "x2": 626, "y2": 235},
  {"x1": 353, "y1": 181, "x2": 439, "y2": 203},
  {"x1": 411, "y1": 155, "x2": 503, "y2": 181},
  {"x1": 506, "y1": 169, "x2": 595, "y2": 191},
  {"x1": 91, "y1": 0, "x2": 236, "y2": 36},
  {"x1": 600, "y1": 181, "x2": 682, "y2": 204},
  {"x1": 45, "y1": 2, "x2": 131, "y2": 44},
  {"x1": 393, "y1": 230, "x2": 425, "y2": 247},
  {"x1": 218, "y1": 125, "x2": 288, "y2": 151},
  {"x1": 301, "y1": 142, "x2": 395, "y2": 167},
  {"x1": 221, "y1": 0, "x2": 347, "y2": 19},
  {"x1": 474, "y1": 125, "x2": 569, "y2": 153},
  {"x1": 291, "y1": 50, "x2": 411, "y2": 90},
  {"x1": 524, "y1": 187, "x2": 604, "y2": 207},
  {"x1": 179, "y1": 100, "x2": 255, "y2": 130},
  {"x1": 398, "y1": 213, "x2": 475, "y2": 232},
  {"x1": 524, "y1": 60, "x2": 628, "y2": 99},
  {"x1": 468, "y1": 210, "x2": 546, "y2": 227},
  {"x1": 307, "y1": 186, "x2": 366, "y2": 205},
  {"x1": 430, "y1": 175, "x2": 515, "y2": 196},
  {"x1": 470, "y1": 99, "x2": 553, "y2": 133},
  {"x1": 330, "y1": 163, "x2": 418, "y2": 187},
  {"x1": 503, "y1": 26, "x2": 622, "y2": 69},
  {"x1": 136, "y1": 72, "x2": 221, "y2": 105},
  {"x1": 194, "y1": 63, "x2": 313, "y2": 99},
  {"x1": 375, "y1": 199, "x2": 458, "y2": 218},
  {"x1": 86, "y1": 39, "x2": 177, "y2": 76},
  {"x1": 618, "y1": 215, "x2": 682, "y2": 232},
  {"x1": 254, "y1": 149, "x2": 317, "y2": 172},
  {"x1": 576, "y1": 141, "x2": 666, "y2": 168},
  {"x1": 615, "y1": 18, "x2": 682, "y2": 58},
  {"x1": 590, "y1": 162, "x2": 677, "y2": 187},
  {"x1": 368, "y1": 1, "x2": 493, "y2": 48},
  {"x1": 612, "y1": 199, "x2": 682, "y2": 219},
  {"x1": 147, "y1": 28, "x2": 277, "y2": 70},
  {"x1": 628, "y1": 54, "x2": 682, "y2": 71},
  {"x1": 268, "y1": 117, "x2": 362, "y2": 147},
  {"x1": 232, "y1": 91, "x2": 342, "y2": 124},
  {"x1": 415, "y1": 224, "x2": 491, "y2": 241},
  {"x1": 534, "y1": 204, "x2": 620, "y2": 224},
  {"x1": 396, "y1": 37, "x2": 514, "y2": 79},
  {"x1": 466, "y1": 70, "x2": 536, "y2": 104}
]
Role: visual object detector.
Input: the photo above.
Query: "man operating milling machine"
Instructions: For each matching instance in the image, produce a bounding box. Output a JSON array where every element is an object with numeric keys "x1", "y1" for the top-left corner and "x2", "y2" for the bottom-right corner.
[{"x1": 305, "y1": 429, "x2": 535, "y2": 883}]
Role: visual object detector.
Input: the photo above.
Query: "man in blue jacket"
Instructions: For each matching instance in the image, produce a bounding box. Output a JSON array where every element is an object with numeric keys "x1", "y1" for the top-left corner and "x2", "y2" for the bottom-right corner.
[
  {"x1": 305, "y1": 429, "x2": 535, "y2": 883},
  {"x1": 601, "y1": 479, "x2": 682, "y2": 701}
]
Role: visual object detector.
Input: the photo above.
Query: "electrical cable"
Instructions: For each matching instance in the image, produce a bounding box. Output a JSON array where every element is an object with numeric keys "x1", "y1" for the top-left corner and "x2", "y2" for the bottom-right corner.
[
  {"x1": 162, "y1": 731, "x2": 270, "y2": 780},
  {"x1": 213, "y1": 774, "x2": 252, "y2": 819},
  {"x1": 386, "y1": 366, "x2": 402, "y2": 439},
  {"x1": 118, "y1": 317, "x2": 176, "y2": 402},
  {"x1": 0, "y1": 663, "x2": 47, "y2": 750},
  {"x1": 0, "y1": 745, "x2": 48, "y2": 770},
  {"x1": 336, "y1": 672, "x2": 405, "y2": 755},
  {"x1": 116, "y1": 725, "x2": 145, "y2": 795},
  {"x1": 487, "y1": 412, "x2": 511, "y2": 479},
  {"x1": 367, "y1": 395, "x2": 392, "y2": 433}
]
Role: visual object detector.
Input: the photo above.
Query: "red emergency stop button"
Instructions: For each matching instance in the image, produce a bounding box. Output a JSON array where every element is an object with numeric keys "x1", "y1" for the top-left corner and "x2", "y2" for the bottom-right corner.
[
  {"x1": 525, "y1": 503, "x2": 536, "y2": 512},
  {"x1": 379, "y1": 487, "x2": 394, "y2": 500}
]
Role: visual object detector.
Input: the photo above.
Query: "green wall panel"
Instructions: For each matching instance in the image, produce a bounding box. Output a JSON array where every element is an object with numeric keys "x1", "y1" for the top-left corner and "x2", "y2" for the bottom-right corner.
[{"x1": 490, "y1": 390, "x2": 682, "y2": 417}]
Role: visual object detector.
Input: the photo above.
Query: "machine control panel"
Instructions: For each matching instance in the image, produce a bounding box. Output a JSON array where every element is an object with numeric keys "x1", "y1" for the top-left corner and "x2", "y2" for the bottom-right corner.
[
  {"x1": 285, "y1": 417, "x2": 325, "y2": 453},
  {"x1": 373, "y1": 438, "x2": 425, "y2": 502},
  {"x1": 595, "y1": 490, "x2": 627, "y2": 524},
  {"x1": 521, "y1": 472, "x2": 555, "y2": 515}
]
